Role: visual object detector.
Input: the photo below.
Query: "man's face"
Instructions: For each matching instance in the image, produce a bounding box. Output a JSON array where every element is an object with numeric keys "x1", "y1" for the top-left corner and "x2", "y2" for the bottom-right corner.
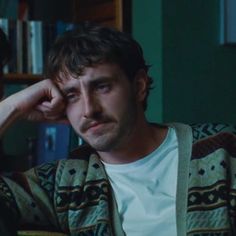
[{"x1": 57, "y1": 63, "x2": 141, "y2": 152}]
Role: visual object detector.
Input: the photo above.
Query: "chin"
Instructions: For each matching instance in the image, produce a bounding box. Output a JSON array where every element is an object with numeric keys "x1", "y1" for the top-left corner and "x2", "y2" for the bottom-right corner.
[
  {"x1": 89, "y1": 140, "x2": 116, "y2": 152},
  {"x1": 86, "y1": 134, "x2": 121, "y2": 152}
]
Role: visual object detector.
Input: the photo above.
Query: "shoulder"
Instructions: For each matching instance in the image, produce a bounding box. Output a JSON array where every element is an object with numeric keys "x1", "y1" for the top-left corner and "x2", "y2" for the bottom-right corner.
[
  {"x1": 189, "y1": 123, "x2": 236, "y2": 160},
  {"x1": 190, "y1": 123, "x2": 236, "y2": 143},
  {"x1": 27, "y1": 145, "x2": 98, "y2": 196}
]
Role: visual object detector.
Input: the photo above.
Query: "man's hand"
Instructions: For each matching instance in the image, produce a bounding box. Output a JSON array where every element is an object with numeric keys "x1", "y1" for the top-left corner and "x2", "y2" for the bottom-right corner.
[
  {"x1": 20, "y1": 79, "x2": 66, "y2": 121},
  {"x1": 0, "y1": 79, "x2": 66, "y2": 136}
]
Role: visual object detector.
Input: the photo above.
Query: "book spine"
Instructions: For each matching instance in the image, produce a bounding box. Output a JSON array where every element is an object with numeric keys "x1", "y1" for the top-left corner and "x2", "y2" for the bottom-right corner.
[
  {"x1": 0, "y1": 18, "x2": 9, "y2": 73},
  {"x1": 16, "y1": 19, "x2": 23, "y2": 73},
  {"x1": 30, "y1": 21, "x2": 43, "y2": 74},
  {"x1": 8, "y1": 19, "x2": 17, "y2": 73}
]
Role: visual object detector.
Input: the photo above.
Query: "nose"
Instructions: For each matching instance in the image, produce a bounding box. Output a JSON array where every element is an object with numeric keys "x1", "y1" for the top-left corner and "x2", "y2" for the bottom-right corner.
[{"x1": 83, "y1": 94, "x2": 102, "y2": 119}]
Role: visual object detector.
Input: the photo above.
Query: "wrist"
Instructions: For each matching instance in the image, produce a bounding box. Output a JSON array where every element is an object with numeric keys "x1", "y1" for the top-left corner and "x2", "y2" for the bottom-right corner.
[{"x1": 0, "y1": 98, "x2": 22, "y2": 137}]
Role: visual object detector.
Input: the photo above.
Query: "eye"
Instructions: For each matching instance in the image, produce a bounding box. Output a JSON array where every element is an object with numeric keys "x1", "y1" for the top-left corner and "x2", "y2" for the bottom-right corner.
[
  {"x1": 96, "y1": 83, "x2": 111, "y2": 93},
  {"x1": 65, "y1": 93, "x2": 79, "y2": 102}
]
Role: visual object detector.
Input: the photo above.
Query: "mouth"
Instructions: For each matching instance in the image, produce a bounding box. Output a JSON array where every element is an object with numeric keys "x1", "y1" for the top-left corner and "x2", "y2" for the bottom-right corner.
[
  {"x1": 85, "y1": 121, "x2": 109, "y2": 133},
  {"x1": 88, "y1": 122, "x2": 102, "y2": 129},
  {"x1": 87, "y1": 122, "x2": 110, "y2": 134},
  {"x1": 80, "y1": 116, "x2": 114, "y2": 134}
]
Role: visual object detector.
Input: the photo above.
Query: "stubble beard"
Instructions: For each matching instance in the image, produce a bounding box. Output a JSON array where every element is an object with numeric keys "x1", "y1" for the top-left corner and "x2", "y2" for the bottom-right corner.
[{"x1": 80, "y1": 98, "x2": 138, "y2": 152}]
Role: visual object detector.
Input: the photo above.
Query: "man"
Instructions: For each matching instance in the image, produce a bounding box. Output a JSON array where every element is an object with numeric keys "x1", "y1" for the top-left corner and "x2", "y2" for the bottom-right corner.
[{"x1": 0, "y1": 22, "x2": 236, "y2": 236}]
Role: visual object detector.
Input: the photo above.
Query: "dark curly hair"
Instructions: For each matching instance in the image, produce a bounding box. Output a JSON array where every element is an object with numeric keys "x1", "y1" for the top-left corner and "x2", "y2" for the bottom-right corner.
[{"x1": 45, "y1": 22, "x2": 153, "y2": 110}]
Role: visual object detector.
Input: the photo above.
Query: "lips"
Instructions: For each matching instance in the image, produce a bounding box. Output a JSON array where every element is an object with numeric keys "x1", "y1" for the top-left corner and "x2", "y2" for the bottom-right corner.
[
  {"x1": 88, "y1": 122, "x2": 103, "y2": 129},
  {"x1": 86, "y1": 122, "x2": 108, "y2": 133},
  {"x1": 81, "y1": 121, "x2": 104, "y2": 131},
  {"x1": 80, "y1": 117, "x2": 113, "y2": 133}
]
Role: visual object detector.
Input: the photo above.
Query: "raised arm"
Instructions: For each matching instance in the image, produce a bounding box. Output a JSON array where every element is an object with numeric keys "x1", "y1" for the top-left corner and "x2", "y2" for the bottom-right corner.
[{"x1": 0, "y1": 79, "x2": 65, "y2": 136}]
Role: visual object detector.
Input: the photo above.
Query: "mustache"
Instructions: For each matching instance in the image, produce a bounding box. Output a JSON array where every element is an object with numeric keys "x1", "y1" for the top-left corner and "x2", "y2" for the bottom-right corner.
[{"x1": 80, "y1": 116, "x2": 113, "y2": 132}]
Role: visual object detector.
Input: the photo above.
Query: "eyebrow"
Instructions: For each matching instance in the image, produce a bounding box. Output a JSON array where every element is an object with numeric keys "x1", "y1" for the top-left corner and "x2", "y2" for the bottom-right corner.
[
  {"x1": 62, "y1": 87, "x2": 77, "y2": 95},
  {"x1": 61, "y1": 76, "x2": 116, "y2": 95}
]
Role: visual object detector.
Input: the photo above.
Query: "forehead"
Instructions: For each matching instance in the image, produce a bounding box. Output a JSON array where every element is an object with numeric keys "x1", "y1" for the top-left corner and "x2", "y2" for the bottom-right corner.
[{"x1": 56, "y1": 63, "x2": 126, "y2": 87}]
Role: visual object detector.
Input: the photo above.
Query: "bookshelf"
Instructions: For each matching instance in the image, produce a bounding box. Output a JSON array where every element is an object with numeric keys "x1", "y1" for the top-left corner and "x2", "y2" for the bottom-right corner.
[
  {"x1": 2, "y1": 73, "x2": 43, "y2": 84},
  {"x1": 0, "y1": 0, "x2": 130, "y2": 84},
  {"x1": 72, "y1": 0, "x2": 130, "y2": 31}
]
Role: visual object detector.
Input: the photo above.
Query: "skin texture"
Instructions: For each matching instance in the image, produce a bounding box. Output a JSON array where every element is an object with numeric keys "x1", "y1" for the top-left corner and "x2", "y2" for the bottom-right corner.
[
  {"x1": 0, "y1": 79, "x2": 65, "y2": 136},
  {"x1": 57, "y1": 63, "x2": 168, "y2": 164},
  {"x1": 58, "y1": 63, "x2": 139, "y2": 152}
]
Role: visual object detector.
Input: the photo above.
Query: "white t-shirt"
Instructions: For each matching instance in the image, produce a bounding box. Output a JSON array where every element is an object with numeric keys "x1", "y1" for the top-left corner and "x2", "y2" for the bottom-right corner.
[{"x1": 103, "y1": 127, "x2": 178, "y2": 236}]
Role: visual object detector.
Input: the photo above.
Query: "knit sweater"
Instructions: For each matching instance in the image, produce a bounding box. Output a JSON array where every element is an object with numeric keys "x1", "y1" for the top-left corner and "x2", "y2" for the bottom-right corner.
[{"x1": 0, "y1": 123, "x2": 236, "y2": 236}]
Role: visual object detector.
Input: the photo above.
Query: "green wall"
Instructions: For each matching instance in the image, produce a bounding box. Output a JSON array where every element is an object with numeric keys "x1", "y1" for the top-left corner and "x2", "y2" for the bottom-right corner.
[
  {"x1": 132, "y1": 0, "x2": 163, "y2": 122},
  {"x1": 133, "y1": 0, "x2": 236, "y2": 124},
  {"x1": 163, "y1": 0, "x2": 236, "y2": 123}
]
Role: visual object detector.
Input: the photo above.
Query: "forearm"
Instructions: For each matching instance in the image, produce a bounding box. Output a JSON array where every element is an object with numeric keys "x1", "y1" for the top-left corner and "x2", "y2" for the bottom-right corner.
[
  {"x1": 0, "y1": 97, "x2": 21, "y2": 137},
  {"x1": 0, "y1": 79, "x2": 65, "y2": 137}
]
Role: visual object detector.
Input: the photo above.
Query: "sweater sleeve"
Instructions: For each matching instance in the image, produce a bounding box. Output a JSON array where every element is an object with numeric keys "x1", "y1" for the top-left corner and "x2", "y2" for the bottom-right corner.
[
  {"x1": 188, "y1": 123, "x2": 236, "y2": 234},
  {"x1": 0, "y1": 160, "x2": 61, "y2": 232}
]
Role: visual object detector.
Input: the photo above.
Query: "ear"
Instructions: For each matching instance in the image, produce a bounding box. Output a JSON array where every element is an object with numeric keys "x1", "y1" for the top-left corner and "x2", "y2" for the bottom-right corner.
[{"x1": 134, "y1": 69, "x2": 148, "y2": 102}]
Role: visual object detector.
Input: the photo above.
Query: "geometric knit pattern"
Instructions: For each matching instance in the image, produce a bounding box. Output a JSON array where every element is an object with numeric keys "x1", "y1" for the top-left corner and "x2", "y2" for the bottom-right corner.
[
  {"x1": 0, "y1": 122, "x2": 236, "y2": 235},
  {"x1": 0, "y1": 176, "x2": 20, "y2": 218},
  {"x1": 35, "y1": 161, "x2": 58, "y2": 200},
  {"x1": 191, "y1": 123, "x2": 236, "y2": 143},
  {"x1": 0, "y1": 156, "x2": 114, "y2": 235},
  {"x1": 187, "y1": 123, "x2": 236, "y2": 236}
]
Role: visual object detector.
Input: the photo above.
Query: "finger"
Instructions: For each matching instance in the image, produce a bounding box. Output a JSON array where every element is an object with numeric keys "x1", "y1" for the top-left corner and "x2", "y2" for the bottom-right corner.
[
  {"x1": 24, "y1": 110, "x2": 45, "y2": 121},
  {"x1": 47, "y1": 83, "x2": 65, "y2": 106},
  {"x1": 36, "y1": 99, "x2": 65, "y2": 115},
  {"x1": 25, "y1": 109, "x2": 66, "y2": 122}
]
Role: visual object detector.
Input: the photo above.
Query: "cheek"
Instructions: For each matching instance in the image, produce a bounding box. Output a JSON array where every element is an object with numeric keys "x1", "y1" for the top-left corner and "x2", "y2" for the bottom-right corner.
[
  {"x1": 102, "y1": 96, "x2": 122, "y2": 118},
  {"x1": 66, "y1": 104, "x2": 81, "y2": 125},
  {"x1": 105, "y1": 96, "x2": 131, "y2": 120}
]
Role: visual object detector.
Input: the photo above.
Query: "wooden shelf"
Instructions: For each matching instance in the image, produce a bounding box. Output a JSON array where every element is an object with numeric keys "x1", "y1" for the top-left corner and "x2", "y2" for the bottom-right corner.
[
  {"x1": 3, "y1": 73, "x2": 44, "y2": 84},
  {"x1": 72, "y1": 0, "x2": 131, "y2": 32},
  {"x1": 1, "y1": 0, "x2": 130, "y2": 86}
]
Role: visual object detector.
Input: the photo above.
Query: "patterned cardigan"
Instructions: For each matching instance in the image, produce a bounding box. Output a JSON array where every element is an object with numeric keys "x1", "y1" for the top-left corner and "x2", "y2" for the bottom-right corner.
[{"x1": 0, "y1": 123, "x2": 236, "y2": 236}]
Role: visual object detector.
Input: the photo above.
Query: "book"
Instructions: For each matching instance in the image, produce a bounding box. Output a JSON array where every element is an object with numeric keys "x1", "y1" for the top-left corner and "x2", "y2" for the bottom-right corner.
[
  {"x1": 16, "y1": 19, "x2": 23, "y2": 73},
  {"x1": 29, "y1": 20, "x2": 43, "y2": 74},
  {"x1": 0, "y1": 18, "x2": 9, "y2": 73},
  {"x1": 42, "y1": 21, "x2": 56, "y2": 63},
  {"x1": 8, "y1": 19, "x2": 17, "y2": 72},
  {"x1": 36, "y1": 122, "x2": 71, "y2": 165},
  {"x1": 18, "y1": 0, "x2": 29, "y2": 20},
  {"x1": 22, "y1": 20, "x2": 29, "y2": 73}
]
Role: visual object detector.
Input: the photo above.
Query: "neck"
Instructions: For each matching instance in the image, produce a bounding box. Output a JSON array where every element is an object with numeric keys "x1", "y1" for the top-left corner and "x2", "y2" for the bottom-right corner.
[{"x1": 98, "y1": 120, "x2": 168, "y2": 164}]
